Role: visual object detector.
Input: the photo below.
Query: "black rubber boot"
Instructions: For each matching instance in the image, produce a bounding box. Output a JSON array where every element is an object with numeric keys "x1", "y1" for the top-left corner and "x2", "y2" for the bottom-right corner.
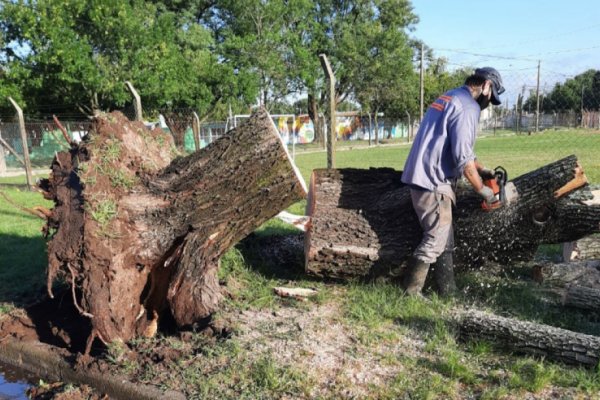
[
  {"x1": 432, "y1": 251, "x2": 457, "y2": 296},
  {"x1": 402, "y1": 256, "x2": 430, "y2": 296}
]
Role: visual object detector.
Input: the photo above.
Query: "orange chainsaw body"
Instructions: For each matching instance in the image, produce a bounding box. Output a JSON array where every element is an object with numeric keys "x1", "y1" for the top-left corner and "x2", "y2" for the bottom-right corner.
[{"x1": 481, "y1": 167, "x2": 507, "y2": 211}]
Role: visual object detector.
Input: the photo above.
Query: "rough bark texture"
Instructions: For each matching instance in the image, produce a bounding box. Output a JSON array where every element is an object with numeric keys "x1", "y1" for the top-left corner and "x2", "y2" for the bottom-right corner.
[
  {"x1": 162, "y1": 111, "x2": 193, "y2": 150},
  {"x1": 306, "y1": 156, "x2": 600, "y2": 279},
  {"x1": 563, "y1": 235, "x2": 600, "y2": 261},
  {"x1": 459, "y1": 310, "x2": 600, "y2": 367},
  {"x1": 39, "y1": 108, "x2": 306, "y2": 346},
  {"x1": 564, "y1": 285, "x2": 600, "y2": 311},
  {"x1": 532, "y1": 260, "x2": 600, "y2": 288}
]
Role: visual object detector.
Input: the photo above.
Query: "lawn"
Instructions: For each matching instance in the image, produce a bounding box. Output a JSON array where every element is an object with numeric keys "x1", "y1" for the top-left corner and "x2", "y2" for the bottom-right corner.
[
  {"x1": 1, "y1": 128, "x2": 599, "y2": 399},
  {"x1": 292, "y1": 128, "x2": 600, "y2": 183}
]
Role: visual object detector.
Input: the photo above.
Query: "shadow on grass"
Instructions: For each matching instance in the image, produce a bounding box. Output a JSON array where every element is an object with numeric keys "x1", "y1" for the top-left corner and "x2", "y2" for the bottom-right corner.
[
  {"x1": 458, "y1": 269, "x2": 600, "y2": 337},
  {"x1": 0, "y1": 233, "x2": 47, "y2": 308},
  {"x1": 236, "y1": 232, "x2": 311, "y2": 282},
  {"x1": 0, "y1": 233, "x2": 93, "y2": 354}
]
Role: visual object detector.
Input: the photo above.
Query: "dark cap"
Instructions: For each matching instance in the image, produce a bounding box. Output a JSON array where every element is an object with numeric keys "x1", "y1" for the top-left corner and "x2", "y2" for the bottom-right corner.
[{"x1": 474, "y1": 67, "x2": 505, "y2": 105}]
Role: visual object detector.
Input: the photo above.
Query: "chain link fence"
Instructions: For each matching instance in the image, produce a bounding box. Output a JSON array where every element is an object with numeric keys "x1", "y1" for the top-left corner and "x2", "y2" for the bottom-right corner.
[{"x1": 1, "y1": 64, "x2": 598, "y2": 181}]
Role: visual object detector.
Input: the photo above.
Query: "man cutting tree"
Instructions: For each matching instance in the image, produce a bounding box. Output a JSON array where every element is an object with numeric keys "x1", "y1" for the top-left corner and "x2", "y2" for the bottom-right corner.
[{"x1": 401, "y1": 67, "x2": 505, "y2": 296}]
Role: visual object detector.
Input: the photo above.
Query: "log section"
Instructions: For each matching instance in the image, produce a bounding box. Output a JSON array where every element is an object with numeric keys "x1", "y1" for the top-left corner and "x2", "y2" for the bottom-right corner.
[
  {"x1": 306, "y1": 156, "x2": 600, "y2": 279},
  {"x1": 459, "y1": 310, "x2": 600, "y2": 367}
]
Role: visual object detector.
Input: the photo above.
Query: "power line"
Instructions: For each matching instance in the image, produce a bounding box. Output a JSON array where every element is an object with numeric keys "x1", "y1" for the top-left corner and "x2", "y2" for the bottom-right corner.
[
  {"x1": 471, "y1": 23, "x2": 600, "y2": 51},
  {"x1": 522, "y1": 44, "x2": 600, "y2": 58},
  {"x1": 432, "y1": 48, "x2": 538, "y2": 62}
]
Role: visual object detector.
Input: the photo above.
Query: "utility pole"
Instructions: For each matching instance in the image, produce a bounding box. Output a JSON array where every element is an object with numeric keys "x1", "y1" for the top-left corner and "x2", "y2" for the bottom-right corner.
[
  {"x1": 419, "y1": 43, "x2": 424, "y2": 121},
  {"x1": 319, "y1": 54, "x2": 336, "y2": 169},
  {"x1": 535, "y1": 60, "x2": 541, "y2": 132},
  {"x1": 581, "y1": 83, "x2": 585, "y2": 128}
]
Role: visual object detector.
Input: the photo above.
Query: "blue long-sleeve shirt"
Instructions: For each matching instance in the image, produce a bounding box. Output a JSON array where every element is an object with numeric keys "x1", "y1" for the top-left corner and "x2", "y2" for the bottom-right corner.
[{"x1": 401, "y1": 86, "x2": 480, "y2": 199}]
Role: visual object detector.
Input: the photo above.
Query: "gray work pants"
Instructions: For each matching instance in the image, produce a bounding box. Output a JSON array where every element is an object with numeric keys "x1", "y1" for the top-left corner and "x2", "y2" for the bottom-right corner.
[{"x1": 410, "y1": 189, "x2": 455, "y2": 264}]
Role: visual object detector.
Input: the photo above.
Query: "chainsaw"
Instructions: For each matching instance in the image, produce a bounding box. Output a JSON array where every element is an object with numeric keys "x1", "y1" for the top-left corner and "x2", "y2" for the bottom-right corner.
[{"x1": 481, "y1": 166, "x2": 518, "y2": 211}]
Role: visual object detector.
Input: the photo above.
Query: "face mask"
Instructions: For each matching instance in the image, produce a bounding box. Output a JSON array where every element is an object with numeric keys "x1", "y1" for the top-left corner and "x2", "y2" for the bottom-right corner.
[{"x1": 476, "y1": 92, "x2": 491, "y2": 110}]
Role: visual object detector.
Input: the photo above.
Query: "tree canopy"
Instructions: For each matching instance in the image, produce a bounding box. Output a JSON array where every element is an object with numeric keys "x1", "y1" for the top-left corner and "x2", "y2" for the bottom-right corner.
[
  {"x1": 0, "y1": 0, "x2": 477, "y2": 121},
  {"x1": 523, "y1": 69, "x2": 600, "y2": 113}
]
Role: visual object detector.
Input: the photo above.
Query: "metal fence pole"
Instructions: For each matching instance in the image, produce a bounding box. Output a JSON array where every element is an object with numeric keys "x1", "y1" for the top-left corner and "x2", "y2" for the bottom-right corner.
[
  {"x1": 192, "y1": 112, "x2": 201, "y2": 151},
  {"x1": 7, "y1": 97, "x2": 33, "y2": 190},
  {"x1": 125, "y1": 81, "x2": 143, "y2": 122},
  {"x1": 319, "y1": 54, "x2": 336, "y2": 169},
  {"x1": 0, "y1": 128, "x2": 6, "y2": 174}
]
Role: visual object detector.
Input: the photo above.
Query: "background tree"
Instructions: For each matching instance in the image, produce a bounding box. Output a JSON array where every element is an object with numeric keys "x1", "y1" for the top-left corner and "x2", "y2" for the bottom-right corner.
[
  {"x1": 527, "y1": 69, "x2": 599, "y2": 112},
  {"x1": 349, "y1": 0, "x2": 418, "y2": 143},
  {"x1": 0, "y1": 0, "x2": 255, "y2": 119}
]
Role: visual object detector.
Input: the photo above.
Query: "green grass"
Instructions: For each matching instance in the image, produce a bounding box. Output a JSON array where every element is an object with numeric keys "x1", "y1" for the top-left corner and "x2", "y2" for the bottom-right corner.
[
  {"x1": 292, "y1": 128, "x2": 600, "y2": 183},
  {"x1": 0, "y1": 175, "x2": 52, "y2": 306}
]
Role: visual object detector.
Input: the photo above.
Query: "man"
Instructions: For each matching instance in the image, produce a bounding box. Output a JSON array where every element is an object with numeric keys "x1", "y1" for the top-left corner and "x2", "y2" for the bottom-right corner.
[{"x1": 401, "y1": 67, "x2": 505, "y2": 296}]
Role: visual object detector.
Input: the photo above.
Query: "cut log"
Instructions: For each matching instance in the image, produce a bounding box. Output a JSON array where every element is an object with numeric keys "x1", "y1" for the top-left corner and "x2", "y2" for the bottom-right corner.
[
  {"x1": 459, "y1": 310, "x2": 600, "y2": 367},
  {"x1": 564, "y1": 285, "x2": 600, "y2": 311},
  {"x1": 561, "y1": 189, "x2": 600, "y2": 262},
  {"x1": 532, "y1": 260, "x2": 600, "y2": 288},
  {"x1": 38, "y1": 108, "x2": 306, "y2": 347},
  {"x1": 305, "y1": 156, "x2": 600, "y2": 279},
  {"x1": 562, "y1": 235, "x2": 600, "y2": 262}
]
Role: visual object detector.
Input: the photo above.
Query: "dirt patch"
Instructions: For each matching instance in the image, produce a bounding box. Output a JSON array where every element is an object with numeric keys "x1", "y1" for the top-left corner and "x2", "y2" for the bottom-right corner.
[
  {"x1": 27, "y1": 382, "x2": 106, "y2": 400},
  {"x1": 233, "y1": 295, "x2": 424, "y2": 398},
  {"x1": 0, "y1": 289, "x2": 91, "y2": 354}
]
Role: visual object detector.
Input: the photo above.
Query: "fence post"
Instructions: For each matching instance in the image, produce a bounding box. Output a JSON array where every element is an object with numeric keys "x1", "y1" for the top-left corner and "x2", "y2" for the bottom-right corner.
[
  {"x1": 7, "y1": 97, "x2": 33, "y2": 190},
  {"x1": 192, "y1": 112, "x2": 201, "y2": 151},
  {"x1": 319, "y1": 54, "x2": 336, "y2": 169},
  {"x1": 125, "y1": 81, "x2": 143, "y2": 122},
  {"x1": 0, "y1": 128, "x2": 6, "y2": 174}
]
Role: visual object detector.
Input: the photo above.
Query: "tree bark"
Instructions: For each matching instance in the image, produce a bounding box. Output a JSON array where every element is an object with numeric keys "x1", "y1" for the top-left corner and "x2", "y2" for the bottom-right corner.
[
  {"x1": 564, "y1": 285, "x2": 600, "y2": 311},
  {"x1": 163, "y1": 111, "x2": 192, "y2": 150},
  {"x1": 532, "y1": 260, "x2": 600, "y2": 288},
  {"x1": 459, "y1": 310, "x2": 600, "y2": 367},
  {"x1": 308, "y1": 93, "x2": 324, "y2": 148},
  {"x1": 562, "y1": 234, "x2": 600, "y2": 262},
  {"x1": 305, "y1": 156, "x2": 600, "y2": 279},
  {"x1": 39, "y1": 108, "x2": 306, "y2": 347}
]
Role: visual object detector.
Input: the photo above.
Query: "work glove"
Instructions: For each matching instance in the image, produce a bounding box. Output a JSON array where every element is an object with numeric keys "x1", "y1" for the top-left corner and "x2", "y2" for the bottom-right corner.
[
  {"x1": 477, "y1": 185, "x2": 496, "y2": 206},
  {"x1": 479, "y1": 168, "x2": 496, "y2": 180}
]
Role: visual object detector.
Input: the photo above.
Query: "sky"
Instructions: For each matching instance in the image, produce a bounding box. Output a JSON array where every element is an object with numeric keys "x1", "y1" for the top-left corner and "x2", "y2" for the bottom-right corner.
[{"x1": 410, "y1": 0, "x2": 600, "y2": 107}]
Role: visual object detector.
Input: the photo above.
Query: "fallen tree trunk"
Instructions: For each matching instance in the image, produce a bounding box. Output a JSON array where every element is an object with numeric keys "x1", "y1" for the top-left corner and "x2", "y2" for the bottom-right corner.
[
  {"x1": 38, "y1": 108, "x2": 306, "y2": 348},
  {"x1": 563, "y1": 235, "x2": 600, "y2": 262},
  {"x1": 306, "y1": 156, "x2": 600, "y2": 279},
  {"x1": 532, "y1": 260, "x2": 600, "y2": 288},
  {"x1": 459, "y1": 310, "x2": 600, "y2": 367},
  {"x1": 564, "y1": 286, "x2": 600, "y2": 311}
]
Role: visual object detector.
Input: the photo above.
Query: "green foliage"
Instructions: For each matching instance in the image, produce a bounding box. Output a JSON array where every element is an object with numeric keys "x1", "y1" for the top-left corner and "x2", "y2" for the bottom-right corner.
[
  {"x1": 524, "y1": 69, "x2": 600, "y2": 112},
  {"x1": 85, "y1": 197, "x2": 118, "y2": 234},
  {"x1": 0, "y1": 0, "x2": 256, "y2": 118}
]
